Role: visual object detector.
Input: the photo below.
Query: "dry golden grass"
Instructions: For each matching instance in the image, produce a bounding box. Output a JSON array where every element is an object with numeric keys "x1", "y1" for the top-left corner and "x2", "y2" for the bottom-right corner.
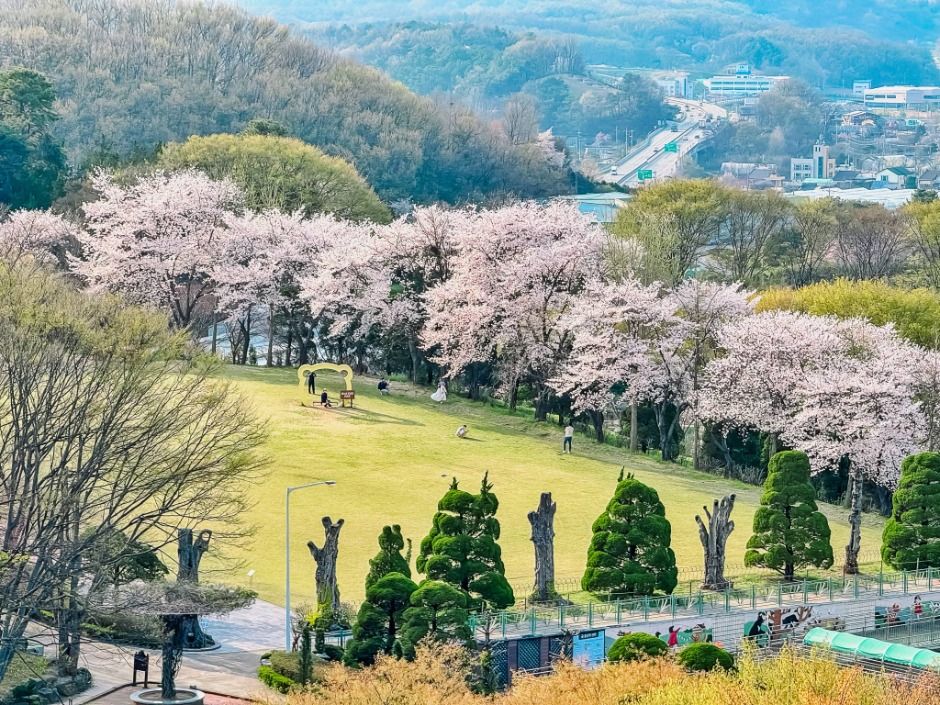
[{"x1": 275, "y1": 645, "x2": 940, "y2": 705}]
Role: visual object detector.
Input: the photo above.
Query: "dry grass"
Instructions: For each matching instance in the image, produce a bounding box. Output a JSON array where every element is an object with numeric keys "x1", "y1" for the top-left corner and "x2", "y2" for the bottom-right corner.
[{"x1": 274, "y1": 645, "x2": 940, "y2": 705}]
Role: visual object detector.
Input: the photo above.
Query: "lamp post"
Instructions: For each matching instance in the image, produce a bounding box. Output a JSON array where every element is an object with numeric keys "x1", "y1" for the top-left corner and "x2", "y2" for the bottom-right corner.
[{"x1": 285, "y1": 480, "x2": 336, "y2": 652}]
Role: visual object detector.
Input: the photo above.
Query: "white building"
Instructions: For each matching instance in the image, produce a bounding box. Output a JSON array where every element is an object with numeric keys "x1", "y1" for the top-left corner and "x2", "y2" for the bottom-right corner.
[
  {"x1": 852, "y1": 80, "x2": 871, "y2": 98},
  {"x1": 875, "y1": 166, "x2": 915, "y2": 188},
  {"x1": 790, "y1": 144, "x2": 836, "y2": 182},
  {"x1": 654, "y1": 73, "x2": 690, "y2": 98},
  {"x1": 863, "y1": 86, "x2": 940, "y2": 110},
  {"x1": 704, "y1": 74, "x2": 789, "y2": 97}
]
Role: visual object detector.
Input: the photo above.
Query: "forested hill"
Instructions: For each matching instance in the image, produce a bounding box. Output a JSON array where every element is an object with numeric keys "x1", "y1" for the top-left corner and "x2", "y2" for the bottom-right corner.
[
  {"x1": 0, "y1": 0, "x2": 570, "y2": 204},
  {"x1": 241, "y1": 0, "x2": 940, "y2": 88}
]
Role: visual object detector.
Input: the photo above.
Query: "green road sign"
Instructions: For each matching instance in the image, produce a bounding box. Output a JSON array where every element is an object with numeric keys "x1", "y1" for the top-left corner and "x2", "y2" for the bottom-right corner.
[
  {"x1": 637, "y1": 169, "x2": 654, "y2": 180},
  {"x1": 664, "y1": 141, "x2": 678, "y2": 153}
]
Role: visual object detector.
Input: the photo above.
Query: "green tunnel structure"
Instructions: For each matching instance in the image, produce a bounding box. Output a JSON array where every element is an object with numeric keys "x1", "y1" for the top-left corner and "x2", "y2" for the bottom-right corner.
[{"x1": 803, "y1": 627, "x2": 940, "y2": 672}]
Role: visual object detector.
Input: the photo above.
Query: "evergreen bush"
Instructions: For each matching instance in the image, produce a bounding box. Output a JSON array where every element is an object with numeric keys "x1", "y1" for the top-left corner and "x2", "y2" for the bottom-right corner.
[
  {"x1": 745, "y1": 450, "x2": 833, "y2": 580},
  {"x1": 607, "y1": 632, "x2": 668, "y2": 662},
  {"x1": 882, "y1": 452, "x2": 940, "y2": 569},
  {"x1": 677, "y1": 643, "x2": 734, "y2": 672}
]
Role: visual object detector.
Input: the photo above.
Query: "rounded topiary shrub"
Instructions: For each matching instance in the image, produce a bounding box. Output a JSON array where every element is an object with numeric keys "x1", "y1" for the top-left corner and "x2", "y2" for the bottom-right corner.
[
  {"x1": 607, "y1": 632, "x2": 669, "y2": 663},
  {"x1": 676, "y1": 643, "x2": 734, "y2": 672}
]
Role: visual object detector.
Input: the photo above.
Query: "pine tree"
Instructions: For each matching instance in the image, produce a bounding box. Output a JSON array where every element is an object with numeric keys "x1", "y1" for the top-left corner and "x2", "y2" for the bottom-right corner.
[
  {"x1": 416, "y1": 474, "x2": 515, "y2": 609},
  {"x1": 882, "y1": 452, "x2": 940, "y2": 570},
  {"x1": 398, "y1": 580, "x2": 471, "y2": 659},
  {"x1": 366, "y1": 524, "x2": 411, "y2": 589},
  {"x1": 745, "y1": 450, "x2": 833, "y2": 580},
  {"x1": 343, "y1": 572, "x2": 417, "y2": 666},
  {"x1": 345, "y1": 525, "x2": 417, "y2": 666},
  {"x1": 582, "y1": 472, "x2": 678, "y2": 595}
]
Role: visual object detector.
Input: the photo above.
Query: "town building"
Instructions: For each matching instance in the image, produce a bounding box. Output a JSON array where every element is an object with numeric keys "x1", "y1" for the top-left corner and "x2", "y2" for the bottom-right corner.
[
  {"x1": 852, "y1": 80, "x2": 871, "y2": 98},
  {"x1": 653, "y1": 72, "x2": 690, "y2": 98},
  {"x1": 863, "y1": 86, "x2": 940, "y2": 110},
  {"x1": 790, "y1": 144, "x2": 836, "y2": 182},
  {"x1": 875, "y1": 166, "x2": 916, "y2": 188},
  {"x1": 918, "y1": 169, "x2": 940, "y2": 189},
  {"x1": 704, "y1": 73, "x2": 789, "y2": 97}
]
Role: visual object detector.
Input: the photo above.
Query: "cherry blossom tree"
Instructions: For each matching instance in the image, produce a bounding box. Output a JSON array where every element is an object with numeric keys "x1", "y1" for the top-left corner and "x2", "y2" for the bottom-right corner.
[
  {"x1": 73, "y1": 170, "x2": 242, "y2": 328},
  {"x1": 423, "y1": 201, "x2": 603, "y2": 417},
  {"x1": 701, "y1": 311, "x2": 924, "y2": 573},
  {"x1": 553, "y1": 279, "x2": 750, "y2": 457},
  {"x1": 0, "y1": 209, "x2": 76, "y2": 266}
]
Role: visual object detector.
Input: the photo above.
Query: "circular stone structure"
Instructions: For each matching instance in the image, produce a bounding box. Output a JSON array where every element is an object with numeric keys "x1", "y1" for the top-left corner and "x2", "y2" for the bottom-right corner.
[{"x1": 130, "y1": 688, "x2": 205, "y2": 705}]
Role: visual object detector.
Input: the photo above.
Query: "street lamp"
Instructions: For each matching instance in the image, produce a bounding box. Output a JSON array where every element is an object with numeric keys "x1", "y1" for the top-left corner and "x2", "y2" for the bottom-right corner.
[{"x1": 285, "y1": 479, "x2": 336, "y2": 652}]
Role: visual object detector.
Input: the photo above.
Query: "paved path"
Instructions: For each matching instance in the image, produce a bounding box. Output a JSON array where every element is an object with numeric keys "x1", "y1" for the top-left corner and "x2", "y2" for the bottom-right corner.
[{"x1": 23, "y1": 600, "x2": 286, "y2": 703}]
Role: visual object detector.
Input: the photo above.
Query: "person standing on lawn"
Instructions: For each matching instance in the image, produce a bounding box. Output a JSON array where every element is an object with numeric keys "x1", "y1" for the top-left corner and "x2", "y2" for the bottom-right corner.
[{"x1": 563, "y1": 423, "x2": 574, "y2": 453}]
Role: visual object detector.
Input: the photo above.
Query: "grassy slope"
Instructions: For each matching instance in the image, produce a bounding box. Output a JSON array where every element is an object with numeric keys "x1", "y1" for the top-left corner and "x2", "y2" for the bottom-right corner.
[{"x1": 209, "y1": 366, "x2": 884, "y2": 606}]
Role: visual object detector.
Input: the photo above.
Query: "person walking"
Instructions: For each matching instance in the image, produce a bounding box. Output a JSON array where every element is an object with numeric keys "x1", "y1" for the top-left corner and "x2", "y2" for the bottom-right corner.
[
  {"x1": 563, "y1": 423, "x2": 574, "y2": 453},
  {"x1": 431, "y1": 380, "x2": 447, "y2": 403}
]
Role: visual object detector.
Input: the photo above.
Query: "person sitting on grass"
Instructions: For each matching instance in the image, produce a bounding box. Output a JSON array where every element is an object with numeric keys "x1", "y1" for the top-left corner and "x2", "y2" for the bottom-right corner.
[
  {"x1": 456, "y1": 424, "x2": 468, "y2": 439},
  {"x1": 377, "y1": 378, "x2": 390, "y2": 395},
  {"x1": 320, "y1": 389, "x2": 332, "y2": 408}
]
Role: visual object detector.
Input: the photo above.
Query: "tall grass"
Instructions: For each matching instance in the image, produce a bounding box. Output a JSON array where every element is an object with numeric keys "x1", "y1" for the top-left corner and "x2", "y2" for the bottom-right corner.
[{"x1": 277, "y1": 645, "x2": 939, "y2": 705}]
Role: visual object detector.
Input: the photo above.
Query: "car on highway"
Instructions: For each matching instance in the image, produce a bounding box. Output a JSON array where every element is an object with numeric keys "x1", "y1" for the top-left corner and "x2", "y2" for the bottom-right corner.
[{"x1": 611, "y1": 166, "x2": 619, "y2": 175}]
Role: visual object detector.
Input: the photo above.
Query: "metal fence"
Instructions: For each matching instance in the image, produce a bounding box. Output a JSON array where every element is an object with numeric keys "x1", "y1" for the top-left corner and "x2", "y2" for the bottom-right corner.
[{"x1": 471, "y1": 566, "x2": 940, "y2": 641}]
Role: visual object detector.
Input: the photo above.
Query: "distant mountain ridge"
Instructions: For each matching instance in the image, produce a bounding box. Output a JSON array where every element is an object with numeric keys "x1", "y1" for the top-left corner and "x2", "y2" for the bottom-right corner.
[
  {"x1": 240, "y1": 0, "x2": 940, "y2": 88},
  {"x1": 0, "y1": 0, "x2": 570, "y2": 204}
]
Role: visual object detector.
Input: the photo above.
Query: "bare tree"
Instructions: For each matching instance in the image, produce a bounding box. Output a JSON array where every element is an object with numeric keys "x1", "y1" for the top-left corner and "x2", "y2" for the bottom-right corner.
[
  {"x1": 781, "y1": 198, "x2": 839, "y2": 285},
  {"x1": 502, "y1": 93, "x2": 539, "y2": 146},
  {"x1": 0, "y1": 262, "x2": 265, "y2": 681},
  {"x1": 307, "y1": 516, "x2": 344, "y2": 622},
  {"x1": 717, "y1": 191, "x2": 790, "y2": 285},
  {"x1": 835, "y1": 204, "x2": 909, "y2": 279},
  {"x1": 695, "y1": 495, "x2": 735, "y2": 590},
  {"x1": 527, "y1": 493, "x2": 556, "y2": 601}
]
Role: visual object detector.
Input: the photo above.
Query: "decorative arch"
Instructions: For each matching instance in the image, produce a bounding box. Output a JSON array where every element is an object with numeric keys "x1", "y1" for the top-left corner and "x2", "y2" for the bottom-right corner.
[{"x1": 297, "y1": 363, "x2": 354, "y2": 392}]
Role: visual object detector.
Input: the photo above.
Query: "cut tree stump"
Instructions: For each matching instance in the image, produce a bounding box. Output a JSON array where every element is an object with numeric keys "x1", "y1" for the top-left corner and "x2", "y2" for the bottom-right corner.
[
  {"x1": 528, "y1": 492, "x2": 557, "y2": 601},
  {"x1": 696, "y1": 494, "x2": 735, "y2": 590},
  {"x1": 308, "y1": 516, "x2": 344, "y2": 620},
  {"x1": 176, "y1": 529, "x2": 214, "y2": 649}
]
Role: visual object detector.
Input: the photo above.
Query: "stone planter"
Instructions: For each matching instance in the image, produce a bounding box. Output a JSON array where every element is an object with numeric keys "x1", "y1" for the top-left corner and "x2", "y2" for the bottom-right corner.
[{"x1": 129, "y1": 688, "x2": 205, "y2": 705}]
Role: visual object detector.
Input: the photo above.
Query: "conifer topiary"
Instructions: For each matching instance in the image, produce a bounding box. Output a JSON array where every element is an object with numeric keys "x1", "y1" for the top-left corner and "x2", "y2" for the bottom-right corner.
[
  {"x1": 745, "y1": 450, "x2": 833, "y2": 580},
  {"x1": 417, "y1": 473, "x2": 515, "y2": 609},
  {"x1": 366, "y1": 524, "x2": 411, "y2": 589},
  {"x1": 582, "y1": 471, "x2": 678, "y2": 595},
  {"x1": 882, "y1": 452, "x2": 940, "y2": 570}
]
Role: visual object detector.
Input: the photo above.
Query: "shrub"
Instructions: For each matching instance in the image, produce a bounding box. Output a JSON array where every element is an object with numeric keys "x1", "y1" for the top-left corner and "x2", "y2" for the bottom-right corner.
[
  {"x1": 676, "y1": 643, "x2": 734, "y2": 672},
  {"x1": 582, "y1": 473, "x2": 678, "y2": 595},
  {"x1": 322, "y1": 644, "x2": 345, "y2": 662},
  {"x1": 745, "y1": 450, "x2": 833, "y2": 580},
  {"x1": 607, "y1": 633, "x2": 668, "y2": 662},
  {"x1": 258, "y1": 664, "x2": 295, "y2": 693},
  {"x1": 268, "y1": 650, "x2": 301, "y2": 680},
  {"x1": 882, "y1": 452, "x2": 940, "y2": 570}
]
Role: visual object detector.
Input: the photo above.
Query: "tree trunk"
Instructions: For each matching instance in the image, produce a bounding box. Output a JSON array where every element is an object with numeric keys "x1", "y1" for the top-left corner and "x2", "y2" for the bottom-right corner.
[
  {"x1": 285, "y1": 319, "x2": 293, "y2": 366},
  {"x1": 508, "y1": 379, "x2": 519, "y2": 412},
  {"x1": 210, "y1": 318, "x2": 218, "y2": 356},
  {"x1": 407, "y1": 336, "x2": 421, "y2": 383},
  {"x1": 534, "y1": 385, "x2": 551, "y2": 422},
  {"x1": 267, "y1": 304, "x2": 275, "y2": 367},
  {"x1": 307, "y1": 517, "x2": 344, "y2": 622},
  {"x1": 844, "y1": 466, "x2": 864, "y2": 575},
  {"x1": 161, "y1": 615, "x2": 185, "y2": 699},
  {"x1": 240, "y1": 306, "x2": 252, "y2": 365},
  {"x1": 587, "y1": 410, "x2": 604, "y2": 443},
  {"x1": 527, "y1": 493, "x2": 557, "y2": 601},
  {"x1": 176, "y1": 529, "x2": 214, "y2": 648},
  {"x1": 696, "y1": 494, "x2": 735, "y2": 590},
  {"x1": 693, "y1": 422, "x2": 701, "y2": 470},
  {"x1": 629, "y1": 402, "x2": 638, "y2": 452}
]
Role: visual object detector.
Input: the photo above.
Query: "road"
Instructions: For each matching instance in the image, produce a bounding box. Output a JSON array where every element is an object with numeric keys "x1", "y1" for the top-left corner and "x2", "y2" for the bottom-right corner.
[{"x1": 599, "y1": 97, "x2": 727, "y2": 187}]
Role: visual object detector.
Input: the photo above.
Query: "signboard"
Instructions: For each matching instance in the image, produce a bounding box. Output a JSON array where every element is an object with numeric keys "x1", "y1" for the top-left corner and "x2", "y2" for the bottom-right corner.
[
  {"x1": 637, "y1": 169, "x2": 654, "y2": 180},
  {"x1": 572, "y1": 629, "x2": 606, "y2": 669},
  {"x1": 339, "y1": 389, "x2": 356, "y2": 408},
  {"x1": 664, "y1": 141, "x2": 678, "y2": 153}
]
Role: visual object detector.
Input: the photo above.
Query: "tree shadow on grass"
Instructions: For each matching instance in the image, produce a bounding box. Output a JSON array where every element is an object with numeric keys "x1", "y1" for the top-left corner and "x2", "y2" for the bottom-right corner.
[{"x1": 323, "y1": 405, "x2": 424, "y2": 427}]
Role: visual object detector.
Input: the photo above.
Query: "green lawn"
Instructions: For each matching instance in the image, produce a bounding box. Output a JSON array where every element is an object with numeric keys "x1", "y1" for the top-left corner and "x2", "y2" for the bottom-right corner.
[{"x1": 208, "y1": 366, "x2": 885, "y2": 607}]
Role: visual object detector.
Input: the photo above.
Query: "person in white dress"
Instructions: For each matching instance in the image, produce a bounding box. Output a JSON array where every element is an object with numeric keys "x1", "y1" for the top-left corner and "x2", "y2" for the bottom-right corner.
[{"x1": 431, "y1": 380, "x2": 447, "y2": 403}]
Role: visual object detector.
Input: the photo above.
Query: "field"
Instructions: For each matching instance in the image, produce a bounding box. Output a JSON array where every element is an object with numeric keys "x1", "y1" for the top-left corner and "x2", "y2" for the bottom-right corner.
[{"x1": 208, "y1": 366, "x2": 885, "y2": 607}]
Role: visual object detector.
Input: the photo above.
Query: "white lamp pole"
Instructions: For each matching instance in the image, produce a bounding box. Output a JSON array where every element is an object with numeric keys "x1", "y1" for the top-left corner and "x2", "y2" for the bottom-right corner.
[{"x1": 285, "y1": 480, "x2": 336, "y2": 652}]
